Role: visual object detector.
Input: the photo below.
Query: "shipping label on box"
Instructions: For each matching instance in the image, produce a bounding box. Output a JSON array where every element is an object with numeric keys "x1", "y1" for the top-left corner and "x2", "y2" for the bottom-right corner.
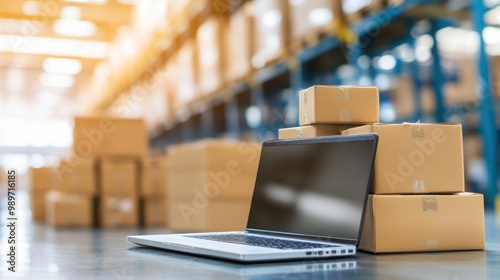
[
  {"x1": 141, "y1": 158, "x2": 168, "y2": 197},
  {"x1": 360, "y1": 193, "x2": 485, "y2": 253},
  {"x1": 168, "y1": 198, "x2": 250, "y2": 232},
  {"x1": 46, "y1": 191, "x2": 93, "y2": 228},
  {"x1": 99, "y1": 158, "x2": 138, "y2": 195},
  {"x1": 73, "y1": 117, "x2": 147, "y2": 157},
  {"x1": 278, "y1": 124, "x2": 361, "y2": 139},
  {"x1": 100, "y1": 195, "x2": 138, "y2": 228},
  {"x1": 342, "y1": 123, "x2": 464, "y2": 194},
  {"x1": 299, "y1": 86, "x2": 379, "y2": 125}
]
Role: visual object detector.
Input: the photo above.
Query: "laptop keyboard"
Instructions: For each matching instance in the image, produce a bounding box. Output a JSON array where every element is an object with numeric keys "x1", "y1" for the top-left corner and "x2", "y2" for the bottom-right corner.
[{"x1": 188, "y1": 234, "x2": 337, "y2": 250}]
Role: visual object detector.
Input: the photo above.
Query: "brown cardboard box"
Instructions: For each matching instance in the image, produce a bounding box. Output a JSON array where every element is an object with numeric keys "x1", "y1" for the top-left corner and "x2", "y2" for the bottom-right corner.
[
  {"x1": 141, "y1": 158, "x2": 168, "y2": 197},
  {"x1": 99, "y1": 158, "x2": 138, "y2": 195},
  {"x1": 168, "y1": 198, "x2": 250, "y2": 232},
  {"x1": 197, "y1": 16, "x2": 227, "y2": 95},
  {"x1": 143, "y1": 198, "x2": 167, "y2": 227},
  {"x1": 30, "y1": 167, "x2": 57, "y2": 190},
  {"x1": 168, "y1": 139, "x2": 261, "y2": 173},
  {"x1": 252, "y1": 0, "x2": 290, "y2": 68},
  {"x1": 278, "y1": 124, "x2": 360, "y2": 139},
  {"x1": 54, "y1": 158, "x2": 95, "y2": 195},
  {"x1": 299, "y1": 86, "x2": 379, "y2": 125},
  {"x1": 289, "y1": 0, "x2": 341, "y2": 42},
  {"x1": 100, "y1": 195, "x2": 138, "y2": 228},
  {"x1": 73, "y1": 117, "x2": 147, "y2": 157},
  {"x1": 175, "y1": 40, "x2": 198, "y2": 106},
  {"x1": 360, "y1": 193, "x2": 485, "y2": 253},
  {"x1": 342, "y1": 123, "x2": 464, "y2": 194},
  {"x1": 30, "y1": 189, "x2": 47, "y2": 221},
  {"x1": 226, "y1": 2, "x2": 254, "y2": 82},
  {"x1": 46, "y1": 191, "x2": 93, "y2": 228}
]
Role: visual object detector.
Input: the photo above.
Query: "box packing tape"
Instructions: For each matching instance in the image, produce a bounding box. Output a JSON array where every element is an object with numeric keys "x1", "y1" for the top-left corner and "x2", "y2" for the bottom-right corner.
[
  {"x1": 422, "y1": 196, "x2": 438, "y2": 212},
  {"x1": 297, "y1": 127, "x2": 303, "y2": 138},
  {"x1": 338, "y1": 86, "x2": 352, "y2": 101},
  {"x1": 303, "y1": 91, "x2": 309, "y2": 124},
  {"x1": 339, "y1": 109, "x2": 353, "y2": 121},
  {"x1": 413, "y1": 180, "x2": 426, "y2": 193},
  {"x1": 426, "y1": 240, "x2": 439, "y2": 251}
]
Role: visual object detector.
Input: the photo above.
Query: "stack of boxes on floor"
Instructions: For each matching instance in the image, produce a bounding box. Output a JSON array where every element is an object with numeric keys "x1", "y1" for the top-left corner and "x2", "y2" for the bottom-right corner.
[
  {"x1": 167, "y1": 140, "x2": 261, "y2": 232},
  {"x1": 141, "y1": 157, "x2": 168, "y2": 227},
  {"x1": 279, "y1": 85, "x2": 485, "y2": 253},
  {"x1": 29, "y1": 167, "x2": 56, "y2": 221}
]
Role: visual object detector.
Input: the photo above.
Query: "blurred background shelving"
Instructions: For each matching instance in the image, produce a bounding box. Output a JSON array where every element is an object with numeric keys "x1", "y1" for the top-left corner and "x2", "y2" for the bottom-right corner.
[{"x1": 0, "y1": 0, "x2": 499, "y2": 207}]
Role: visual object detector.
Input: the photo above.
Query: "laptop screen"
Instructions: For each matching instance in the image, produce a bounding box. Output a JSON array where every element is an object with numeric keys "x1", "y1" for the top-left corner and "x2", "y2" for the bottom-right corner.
[{"x1": 246, "y1": 135, "x2": 376, "y2": 243}]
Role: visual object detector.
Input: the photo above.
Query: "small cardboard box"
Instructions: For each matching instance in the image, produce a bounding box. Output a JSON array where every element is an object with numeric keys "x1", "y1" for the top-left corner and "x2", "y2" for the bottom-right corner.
[
  {"x1": 73, "y1": 117, "x2": 147, "y2": 157},
  {"x1": 46, "y1": 191, "x2": 93, "y2": 228},
  {"x1": 142, "y1": 198, "x2": 167, "y2": 227},
  {"x1": 342, "y1": 123, "x2": 464, "y2": 194},
  {"x1": 99, "y1": 158, "x2": 138, "y2": 195},
  {"x1": 299, "y1": 86, "x2": 379, "y2": 125},
  {"x1": 168, "y1": 198, "x2": 250, "y2": 232},
  {"x1": 360, "y1": 193, "x2": 485, "y2": 253},
  {"x1": 100, "y1": 195, "x2": 138, "y2": 228},
  {"x1": 54, "y1": 158, "x2": 95, "y2": 195},
  {"x1": 141, "y1": 158, "x2": 168, "y2": 197},
  {"x1": 278, "y1": 124, "x2": 360, "y2": 139}
]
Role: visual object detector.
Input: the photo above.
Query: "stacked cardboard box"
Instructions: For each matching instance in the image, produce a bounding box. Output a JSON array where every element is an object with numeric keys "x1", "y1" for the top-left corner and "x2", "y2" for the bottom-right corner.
[
  {"x1": 167, "y1": 139, "x2": 261, "y2": 232},
  {"x1": 342, "y1": 123, "x2": 485, "y2": 253},
  {"x1": 279, "y1": 85, "x2": 379, "y2": 139},
  {"x1": 30, "y1": 167, "x2": 57, "y2": 221},
  {"x1": 141, "y1": 157, "x2": 168, "y2": 227}
]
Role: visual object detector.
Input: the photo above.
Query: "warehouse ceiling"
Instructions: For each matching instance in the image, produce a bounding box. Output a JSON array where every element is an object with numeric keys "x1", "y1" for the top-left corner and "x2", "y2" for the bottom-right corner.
[{"x1": 0, "y1": 0, "x2": 135, "y2": 120}]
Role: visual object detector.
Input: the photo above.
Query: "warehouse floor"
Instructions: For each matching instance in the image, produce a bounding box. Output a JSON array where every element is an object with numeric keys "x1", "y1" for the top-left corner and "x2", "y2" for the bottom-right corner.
[{"x1": 1, "y1": 190, "x2": 499, "y2": 279}]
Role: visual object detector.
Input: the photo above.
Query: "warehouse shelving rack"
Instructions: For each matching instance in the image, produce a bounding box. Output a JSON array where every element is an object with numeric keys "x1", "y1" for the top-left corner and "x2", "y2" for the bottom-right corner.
[{"x1": 91, "y1": 0, "x2": 499, "y2": 207}]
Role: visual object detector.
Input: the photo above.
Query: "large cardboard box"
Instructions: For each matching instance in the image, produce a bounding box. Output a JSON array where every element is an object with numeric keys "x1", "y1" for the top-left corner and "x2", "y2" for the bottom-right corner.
[
  {"x1": 30, "y1": 189, "x2": 47, "y2": 221},
  {"x1": 360, "y1": 193, "x2": 485, "y2": 253},
  {"x1": 141, "y1": 158, "x2": 168, "y2": 197},
  {"x1": 252, "y1": 0, "x2": 290, "y2": 68},
  {"x1": 289, "y1": 0, "x2": 342, "y2": 42},
  {"x1": 299, "y1": 86, "x2": 379, "y2": 125},
  {"x1": 30, "y1": 167, "x2": 56, "y2": 190},
  {"x1": 278, "y1": 124, "x2": 360, "y2": 139},
  {"x1": 197, "y1": 16, "x2": 227, "y2": 95},
  {"x1": 176, "y1": 41, "x2": 198, "y2": 106},
  {"x1": 226, "y1": 2, "x2": 254, "y2": 82},
  {"x1": 100, "y1": 195, "x2": 139, "y2": 228},
  {"x1": 73, "y1": 117, "x2": 147, "y2": 157},
  {"x1": 343, "y1": 123, "x2": 464, "y2": 194},
  {"x1": 168, "y1": 198, "x2": 250, "y2": 232},
  {"x1": 99, "y1": 158, "x2": 138, "y2": 195},
  {"x1": 46, "y1": 191, "x2": 93, "y2": 228},
  {"x1": 54, "y1": 158, "x2": 95, "y2": 195},
  {"x1": 142, "y1": 198, "x2": 167, "y2": 227}
]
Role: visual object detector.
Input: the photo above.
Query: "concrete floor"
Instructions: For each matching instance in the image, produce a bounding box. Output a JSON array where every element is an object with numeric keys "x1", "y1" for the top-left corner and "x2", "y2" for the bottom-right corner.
[{"x1": 1, "y1": 191, "x2": 499, "y2": 279}]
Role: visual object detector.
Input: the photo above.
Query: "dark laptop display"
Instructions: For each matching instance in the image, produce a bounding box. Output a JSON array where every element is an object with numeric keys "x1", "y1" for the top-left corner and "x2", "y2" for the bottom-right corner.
[{"x1": 247, "y1": 136, "x2": 375, "y2": 244}]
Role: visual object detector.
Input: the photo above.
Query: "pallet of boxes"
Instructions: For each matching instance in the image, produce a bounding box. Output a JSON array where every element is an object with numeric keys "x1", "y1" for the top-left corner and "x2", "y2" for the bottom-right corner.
[
  {"x1": 280, "y1": 85, "x2": 485, "y2": 253},
  {"x1": 41, "y1": 117, "x2": 164, "y2": 229}
]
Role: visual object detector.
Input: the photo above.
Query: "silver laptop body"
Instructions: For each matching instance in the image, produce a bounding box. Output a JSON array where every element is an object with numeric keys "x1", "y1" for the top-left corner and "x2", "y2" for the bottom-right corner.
[{"x1": 128, "y1": 134, "x2": 378, "y2": 262}]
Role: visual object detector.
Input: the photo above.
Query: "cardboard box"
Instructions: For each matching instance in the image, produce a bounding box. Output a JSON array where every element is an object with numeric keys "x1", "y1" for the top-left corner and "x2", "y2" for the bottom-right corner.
[
  {"x1": 30, "y1": 189, "x2": 47, "y2": 221},
  {"x1": 342, "y1": 0, "x2": 383, "y2": 23},
  {"x1": 252, "y1": 0, "x2": 290, "y2": 68},
  {"x1": 226, "y1": 2, "x2": 254, "y2": 82},
  {"x1": 289, "y1": 0, "x2": 341, "y2": 41},
  {"x1": 30, "y1": 167, "x2": 56, "y2": 190},
  {"x1": 175, "y1": 40, "x2": 197, "y2": 106},
  {"x1": 342, "y1": 123, "x2": 464, "y2": 194},
  {"x1": 99, "y1": 158, "x2": 138, "y2": 195},
  {"x1": 168, "y1": 198, "x2": 250, "y2": 232},
  {"x1": 100, "y1": 195, "x2": 139, "y2": 228},
  {"x1": 73, "y1": 117, "x2": 147, "y2": 157},
  {"x1": 168, "y1": 139, "x2": 261, "y2": 173},
  {"x1": 278, "y1": 124, "x2": 360, "y2": 139},
  {"x1": 360, "y1": 193, "x2": 485, "y2": 253},
  {"x1": 141, "y1": 158, "x2": 168, "y2": 197},
  {"x1": 54, "y1": 158, "x2": 95, "y2": 195},
  {"x1": 299, "y1": 86, "x2": 379, "y2": 125},
  {"x1": 142, "y1": 198, "x2": 167, "y2": 227},
  {"x1": 197, "y1": 16, "x2": 227, "y2": 95},
  {"x1": 46, "y1": 191, "x2": 93, "y2": 228}
]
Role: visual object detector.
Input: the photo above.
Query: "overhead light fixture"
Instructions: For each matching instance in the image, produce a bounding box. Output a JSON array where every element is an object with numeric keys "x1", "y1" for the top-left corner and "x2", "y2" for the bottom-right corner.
[
  {"x1": 43, "y1": 58, "x2": 83, "y2": 75},
  {"x1": 60, "y1": 6, "x2": 82, "y2": 20},
  {"x1": 39, "y1": 73, "x2": 76, "y2": 88},
  {"x1": 53, "y1": 19, "x2": 97, "y2": 38},
  {"x1": 0, "y1": 35, "x2": 110, "y2": 59}
]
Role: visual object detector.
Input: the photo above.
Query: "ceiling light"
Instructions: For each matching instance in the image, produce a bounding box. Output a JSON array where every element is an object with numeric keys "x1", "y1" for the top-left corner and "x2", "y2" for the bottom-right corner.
[
  {"x1": 22, "y1": 1, "x2": 39, "y2": 15},
  {"x1": 53, "y1": 19, "x2": 97, "y2": 37},
  {"x1": 60, "y1": 6, "x2": 82, "y2": 20},
  {"x1": 0, "y1": 35, "x2": 110, "y2": 59},
  {"x1": 39, "y1": 73, "x2": 76, "y2": 88},
  {"x1": 43, "y1": 58, "x2": 82, "y2": 75}
]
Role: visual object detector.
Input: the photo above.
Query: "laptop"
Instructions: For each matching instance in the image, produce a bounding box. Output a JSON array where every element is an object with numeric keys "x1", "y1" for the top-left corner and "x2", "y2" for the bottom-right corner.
[{"x1": 128, "y1": 134, "x2": 378, "y2": 262}]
